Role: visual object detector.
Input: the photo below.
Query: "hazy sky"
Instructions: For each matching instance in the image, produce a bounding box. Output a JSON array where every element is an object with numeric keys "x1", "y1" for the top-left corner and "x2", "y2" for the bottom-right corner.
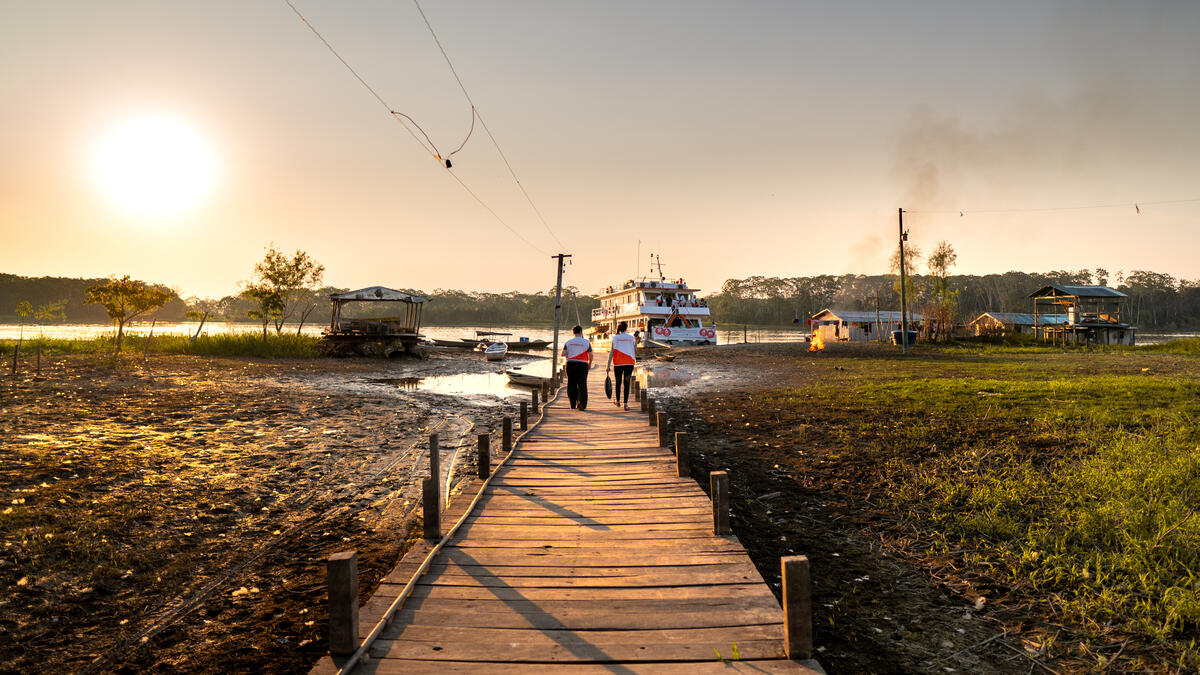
[{"x1": 2, "y1": 1, "x2": 1198, "y2": 299}]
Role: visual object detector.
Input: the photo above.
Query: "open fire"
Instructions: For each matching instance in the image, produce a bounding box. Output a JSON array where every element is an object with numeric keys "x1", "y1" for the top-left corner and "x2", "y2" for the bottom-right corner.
[{"x1": 808, "y1": 330, "x2": 825, "y2": 352}]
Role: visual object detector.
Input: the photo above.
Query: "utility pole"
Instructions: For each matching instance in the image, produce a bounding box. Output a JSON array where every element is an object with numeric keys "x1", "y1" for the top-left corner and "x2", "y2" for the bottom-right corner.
[
  {"x1": 551, "y1": 253, "x2": 572, "y2": 378},
  {"x1": 898, "y1": 207, "x2": 909, "y2": 355}
]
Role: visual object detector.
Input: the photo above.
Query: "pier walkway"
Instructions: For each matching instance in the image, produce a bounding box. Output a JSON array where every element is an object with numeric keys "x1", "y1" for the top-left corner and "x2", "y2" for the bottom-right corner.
[{"x1": 315, "y1": 370, "x2": 820, "y2": 673}]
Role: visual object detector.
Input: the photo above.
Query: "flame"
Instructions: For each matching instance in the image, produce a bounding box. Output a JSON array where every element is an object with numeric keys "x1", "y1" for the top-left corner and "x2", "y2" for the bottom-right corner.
[{"x1": 809, "y1": 330, "x2": 825, "y2": 352}]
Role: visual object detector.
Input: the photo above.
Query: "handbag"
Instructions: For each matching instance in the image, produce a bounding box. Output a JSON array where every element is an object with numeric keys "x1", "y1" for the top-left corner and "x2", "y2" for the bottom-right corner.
[{"x1": 604, "y1": 375, "x2": 613, "y2": 399}]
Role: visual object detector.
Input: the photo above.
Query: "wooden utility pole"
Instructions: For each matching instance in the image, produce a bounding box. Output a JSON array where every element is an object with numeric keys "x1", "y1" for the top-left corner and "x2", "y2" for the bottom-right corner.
[
  {"x1": 898, "y1": 208, "x2": 909, "y2": 354},
  {"x1": 550, "y1": 253, "x2": 572, "y2": 379}
]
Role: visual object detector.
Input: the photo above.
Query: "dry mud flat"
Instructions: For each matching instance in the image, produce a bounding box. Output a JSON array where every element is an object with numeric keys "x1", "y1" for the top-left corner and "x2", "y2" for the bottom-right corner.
[{"x1": 0, "y1": 351, "x2": 529, "y2": 673}]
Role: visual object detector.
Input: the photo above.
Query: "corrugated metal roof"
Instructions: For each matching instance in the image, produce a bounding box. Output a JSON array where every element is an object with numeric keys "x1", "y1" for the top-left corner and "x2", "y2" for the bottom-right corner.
[
  {"x1": 969, "y1": 312, "x2": 1069, "y2": 326},
  {"x1": 810, "y1": 309, "x2": 923, "y2": 323},
  {"x1": 329, "y1": 286, "x2": 430, "y2": 303},
  {"x1": 1029, "y1": 284, "x2": 1126, "y2": 298}
]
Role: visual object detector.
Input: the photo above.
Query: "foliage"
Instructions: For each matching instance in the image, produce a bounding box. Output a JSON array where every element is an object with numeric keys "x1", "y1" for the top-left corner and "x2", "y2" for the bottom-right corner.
[
  {"x1": 1, "y1": 333, "x2": 319, "y2": 359},
  {"x1": 242, "y1": 245, "x2": 325, "y2": 334},
  {"x1": 84, "y1": 276, "x2": 173, "y2": 351}
]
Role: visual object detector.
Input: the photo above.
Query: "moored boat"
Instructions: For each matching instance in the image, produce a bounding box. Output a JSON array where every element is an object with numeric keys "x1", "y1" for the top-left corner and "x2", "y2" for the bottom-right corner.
[
  {"x1": 484, "y1": 342, "x2": 508, "y2": 361},
  {"x1": 589, "y1": 255, "x2": 717, "y2": 347}
]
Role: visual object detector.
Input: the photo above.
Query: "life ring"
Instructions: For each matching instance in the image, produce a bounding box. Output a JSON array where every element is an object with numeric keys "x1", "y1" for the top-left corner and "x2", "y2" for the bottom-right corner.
[
  {"x1": 654, "y1": 326, "x2": 671, "y2": 337},
  {"x1": 699, "y1": 328, "x2": 715, "y2": 338}
]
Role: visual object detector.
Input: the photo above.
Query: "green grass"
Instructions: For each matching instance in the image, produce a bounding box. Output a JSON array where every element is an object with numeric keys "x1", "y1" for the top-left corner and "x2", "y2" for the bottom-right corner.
[
  {"x1": 756, "y1": 347, "x2": 1200, "y2": 666},
  {"x1": 1, "y1": 333, "x2": 320, "y2": 359}
]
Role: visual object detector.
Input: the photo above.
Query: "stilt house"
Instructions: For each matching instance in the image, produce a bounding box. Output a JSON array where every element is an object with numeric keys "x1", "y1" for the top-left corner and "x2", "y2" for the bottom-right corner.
[{"x1": 1030, "y1": 285, "x2": 1135, "y2": 345}]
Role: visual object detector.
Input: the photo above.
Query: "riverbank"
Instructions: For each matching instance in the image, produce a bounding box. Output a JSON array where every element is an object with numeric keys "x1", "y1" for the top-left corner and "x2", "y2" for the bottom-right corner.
[
  {"x1": 0, "y1": 350, "x2": 536, "y2": 672},
  {"x1": 654, "y1": 341, "x2": 1199, "y2": 673}
]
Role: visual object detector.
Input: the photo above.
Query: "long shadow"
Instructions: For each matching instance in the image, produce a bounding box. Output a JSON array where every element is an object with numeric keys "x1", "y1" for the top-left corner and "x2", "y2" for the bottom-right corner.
[
  {"x1": 432, "y1": 547, "x2": 638, "y2": 672},
  {"x1": 488, "y1": 484, "x2": 612, "y2": 531},
  {"x1": 506, "y1": 453, "x2": 597, "y2": 477}
]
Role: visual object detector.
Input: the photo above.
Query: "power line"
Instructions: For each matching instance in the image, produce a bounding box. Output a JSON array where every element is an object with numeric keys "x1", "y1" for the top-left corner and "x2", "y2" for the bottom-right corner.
[
  {"x1": 411, "y1": 0, "x2": 566, "y2": 250},
  {"x1": 905, "y1": 196, "x2": 1200, "y2": 216},
  {"x1": 281, "y1": 0, "x2": 547, "y2": 256}
]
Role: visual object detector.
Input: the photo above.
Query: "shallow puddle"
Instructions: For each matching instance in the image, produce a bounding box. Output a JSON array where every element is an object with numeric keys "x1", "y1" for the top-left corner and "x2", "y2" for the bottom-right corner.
[
  {"x1": 367, "y1": 372, "x2": 531, "y2": 397},
  {"x1": 637, "y1": 365, "x2": 699, "y2": 388}
]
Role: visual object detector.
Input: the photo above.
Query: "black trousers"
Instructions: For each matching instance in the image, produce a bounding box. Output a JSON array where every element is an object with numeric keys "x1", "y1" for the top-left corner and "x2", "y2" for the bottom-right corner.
[
  {"x1": 566, "y1": 360, "x2": 589, "y2": 410},
  {"x1": 613, "y1": 364, "x2": 634, "y2": 405}
]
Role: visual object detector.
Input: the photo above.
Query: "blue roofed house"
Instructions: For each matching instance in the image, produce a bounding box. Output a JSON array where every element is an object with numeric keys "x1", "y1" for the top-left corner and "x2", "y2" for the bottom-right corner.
[
  {"x1": 808, "y1": 308, "x2": 923, "y2": 343},
  {"x1": 967, "y1": 311, "x2": 1068, "y2": 336}
]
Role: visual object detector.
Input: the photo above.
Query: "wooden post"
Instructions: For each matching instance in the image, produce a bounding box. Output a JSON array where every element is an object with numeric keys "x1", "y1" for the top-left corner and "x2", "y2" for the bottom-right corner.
[
  {"x1": 675, "y1": 431, "x2": 689, "y2": 477},
  {"x1": 782, "y1": 555, "x2": 813, "y2": 660},
  {"x1": 631, "y1": 379, "x2": 640, "y2": 402},
  {"x1": 519, "y1": 401, "x2": 529, "y2": 430},
  {"x1": 532, "y1": 390, "x2": 540, "y2": 415},
  {"x1": 648, "y1": 398, "x2": 657, "y2": 426},
  {"x1": 36, "y1": 344, "x2": 42, "y2": 377},
  {"x1": 710, "y1": 471, "x2": 731, "y2": 535},
  {"x1": 422, "y1": 477, "x2": 440, "y2": 540},
  {"x1": 541, "y1": 381, "x2": 550, "y2": 402},
  {"x1": 327, "y1": 550, "x2": 359, "y2": 656},
  {"x1": 502, "y1": 416, "x2": 513, "y2": 453},
  {"x1": 478, "y1": 433, "x2": 491, "y2": 479},
  {"x1": 10, "y1": 344, "x2": 17, "y2": 376},
  {"x1": 657, "y1": 412, "x2": 669, "y2": 447},
  {"x1": 429, "y1": 433, "x2": 440, "y2": 505},
  {"x1": 640, "y1": 389, "x2": 647, "y2": 413}
]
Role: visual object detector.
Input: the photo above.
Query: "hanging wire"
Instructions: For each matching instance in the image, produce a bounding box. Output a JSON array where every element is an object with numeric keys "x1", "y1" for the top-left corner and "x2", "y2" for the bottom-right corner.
[
  {"x1": 905, "y1": 196, "x2": 1200, "y2": 216},
  {"x1": 411, "y1": 0, "x2": 566, "y2": 250},
  {"x1": 282, "y1": 0, "x2": 547, "y2": 255}
]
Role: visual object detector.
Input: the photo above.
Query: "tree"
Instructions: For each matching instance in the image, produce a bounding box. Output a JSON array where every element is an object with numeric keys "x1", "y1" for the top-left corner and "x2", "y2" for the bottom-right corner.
[
  {"x1": 244, "y1": 245, "x2": 325, "y2": 334},
  {"x1": 14, "y1": 301, "x2": 32, "y2": 340},
  {"x1": 85, "y1": 276, "x2": 173, "y2": 351},
  {"x1": 889, "y1": 243, "x2": 923, "y2": 327},
  {"x1": 924, "y1": 241, "x2": 958, "y2": 341}
]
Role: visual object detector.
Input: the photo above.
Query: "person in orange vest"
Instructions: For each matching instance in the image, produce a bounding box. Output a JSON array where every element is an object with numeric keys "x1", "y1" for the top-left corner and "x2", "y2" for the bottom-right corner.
[
  {"x1": 605, "y1": 321, "x2": 637, "y2": 411},
  {"x1": 561, "y1": 324, "x2": 593, "y2": 410}
]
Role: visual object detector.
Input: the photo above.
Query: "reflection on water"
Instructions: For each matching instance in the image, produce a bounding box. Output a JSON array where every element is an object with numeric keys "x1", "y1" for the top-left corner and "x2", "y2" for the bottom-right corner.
[
  {"x1": 637, "y1": 365, "x2": 698, "y2": 388},
  {"x1": 367, "y1": 372, "x2": 529, "y2": 397}
]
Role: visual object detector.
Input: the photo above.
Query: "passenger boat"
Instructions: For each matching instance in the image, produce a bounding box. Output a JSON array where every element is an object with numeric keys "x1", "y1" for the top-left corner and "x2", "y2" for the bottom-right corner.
[
  {"x1": 588, "y1": 256, "x2": 717, "y2": 347},
  {"x1": 483, "y1": 341, "x2": 508, "y2": 361}
]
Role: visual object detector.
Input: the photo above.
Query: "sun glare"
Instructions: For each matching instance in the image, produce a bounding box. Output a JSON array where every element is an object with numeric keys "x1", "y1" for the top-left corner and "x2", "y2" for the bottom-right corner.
[{"x1": 90, "y1": 114, "x2": 218, "y2": 218}]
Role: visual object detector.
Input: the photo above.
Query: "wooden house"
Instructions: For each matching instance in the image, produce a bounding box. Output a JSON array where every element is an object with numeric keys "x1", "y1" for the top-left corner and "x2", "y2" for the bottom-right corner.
[
  {"x1": 967, "y1": 311, "x2": 1068, "y2": 336},
  {"x1": 809, "y1": 308, "x2": 921, "y2": 343},
  {"x1": 1030, "y1": 285, "x2": 1135, "y2": 345}
]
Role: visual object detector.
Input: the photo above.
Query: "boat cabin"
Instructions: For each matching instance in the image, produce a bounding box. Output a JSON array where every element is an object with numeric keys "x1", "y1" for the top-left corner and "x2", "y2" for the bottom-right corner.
[{"x1": 320, "y1": 286, "x2": 430, "y2": 356}]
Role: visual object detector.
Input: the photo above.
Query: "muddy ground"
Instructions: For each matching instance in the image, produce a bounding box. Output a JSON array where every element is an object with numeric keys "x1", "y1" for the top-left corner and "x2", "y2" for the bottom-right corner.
[
  {"x1": 653, "y1": 342, "x2": 1180, "y2": 674},
  {"x1": 0, "y1": 349, "x2": 537, "y2": 673}
]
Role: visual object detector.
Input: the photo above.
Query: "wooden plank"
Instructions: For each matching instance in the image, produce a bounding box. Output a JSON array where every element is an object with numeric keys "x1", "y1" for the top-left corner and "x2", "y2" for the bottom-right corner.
[
  {"x1": 383, "y1": 582, "x2": 778, "y2": 603},
  {"x1": 357, "y1": 659, "x2": 814, "y2": 674},
  {"x1": 370, "y1": 636, "x2": 786, "y2": 662},
  {"x1": 385, "y1": 606, "x2": 785, "y2": 630}
]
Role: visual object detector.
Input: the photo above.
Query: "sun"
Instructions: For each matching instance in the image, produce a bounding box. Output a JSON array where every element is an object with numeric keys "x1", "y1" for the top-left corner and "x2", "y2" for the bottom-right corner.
[{"x1": 90, "y1": 114, "x2": 219, "y2": 218}]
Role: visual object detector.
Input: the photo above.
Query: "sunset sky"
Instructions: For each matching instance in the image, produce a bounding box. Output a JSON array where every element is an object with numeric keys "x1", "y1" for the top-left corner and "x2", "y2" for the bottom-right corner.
[{"x1": 2, "y1": 1, "x2": 1198, "y2": 299}]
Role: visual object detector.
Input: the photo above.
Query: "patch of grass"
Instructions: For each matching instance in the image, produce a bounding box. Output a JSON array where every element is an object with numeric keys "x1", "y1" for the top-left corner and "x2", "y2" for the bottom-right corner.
[
  {"x1": 1, "y1": 333, "x2": 320, "y2": 359},
  {"x1": 1128, "y1": 337, "x2": 1200, "y2": 355},
  {"x1": 753, "y1": 347, "x2": 1200, "y2": 666}
]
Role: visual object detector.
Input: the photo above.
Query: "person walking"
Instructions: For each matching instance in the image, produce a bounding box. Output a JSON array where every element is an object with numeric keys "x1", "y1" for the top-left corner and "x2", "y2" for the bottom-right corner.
[
  {"x1": 606, "y1": 321, "x2": 636, "y2": 410},
  {"x1": 562, "y1": 324, "x2": 592, "y2": 410}
]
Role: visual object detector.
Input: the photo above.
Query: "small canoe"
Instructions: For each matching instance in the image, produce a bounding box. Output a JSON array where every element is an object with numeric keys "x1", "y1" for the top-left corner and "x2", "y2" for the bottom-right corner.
[
  {"x1": 484, "y1": 342, "x2": 508, "y2": 362},
  {"x1": 655, "y1": 353, "x2": 677, "y2": 362}
]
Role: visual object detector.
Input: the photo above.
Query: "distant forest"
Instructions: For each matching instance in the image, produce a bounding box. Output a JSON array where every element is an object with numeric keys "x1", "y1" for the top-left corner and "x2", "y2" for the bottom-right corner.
[
  {"x1": 2, "y1": 269, "x2": 1197, "y2": 330},
  {"x1": 707, "y1": 270, "x2": 1200, "y2": 329},
  {"x1": 0, "y1": 273, "x2": 600, "y2": 328}
]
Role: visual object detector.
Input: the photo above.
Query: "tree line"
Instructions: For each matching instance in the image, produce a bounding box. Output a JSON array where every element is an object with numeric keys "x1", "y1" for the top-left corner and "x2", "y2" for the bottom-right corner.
[{"x1": 707, "y1": 269, "x2": 1200, "y2": 330}]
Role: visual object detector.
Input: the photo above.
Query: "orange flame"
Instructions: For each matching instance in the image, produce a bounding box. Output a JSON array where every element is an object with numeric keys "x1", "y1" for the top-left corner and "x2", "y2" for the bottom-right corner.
[{"x1": 808, "y1": 330, "x2": 825, "y2": 352}]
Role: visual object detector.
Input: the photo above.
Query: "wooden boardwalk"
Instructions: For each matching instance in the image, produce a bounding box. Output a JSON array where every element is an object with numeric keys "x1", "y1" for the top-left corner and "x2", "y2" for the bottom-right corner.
[{"x1": 315, "y1": 369, "x2": 820, "y2": 674}]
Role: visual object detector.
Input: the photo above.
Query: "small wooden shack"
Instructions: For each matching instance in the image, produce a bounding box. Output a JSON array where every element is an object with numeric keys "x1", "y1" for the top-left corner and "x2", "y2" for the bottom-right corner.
[
  {"x1": 320, "y1": 286, "x2": 430, "y2": 356},
  {"x1": 967, "y1": 311, "x2": 1068, "y2": 336},
  {"x1": 1030, "y1": 285, "x2": 1135, "y2": 345},
  {"x1": 809, "y1": 308, "x2": 921, "y2": 343}
]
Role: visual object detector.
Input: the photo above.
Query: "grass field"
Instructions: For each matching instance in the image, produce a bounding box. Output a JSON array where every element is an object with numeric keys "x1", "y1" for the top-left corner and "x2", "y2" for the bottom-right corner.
[
  {"x1": 742, "y1": 341, "x2": 1200, "y2": 668},
  {"x1": 0, "y1": 332, "x2": 320, "y2": 359}
]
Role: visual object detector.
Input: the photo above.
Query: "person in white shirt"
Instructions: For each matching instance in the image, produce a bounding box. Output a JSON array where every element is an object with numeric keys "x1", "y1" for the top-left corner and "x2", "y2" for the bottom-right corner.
[
  {"x1": 561, "y1": 325, "x2": 593, "y2": 410},
  {"x1": 605, "y1": 321, "x2": 637, "y2": 411}
]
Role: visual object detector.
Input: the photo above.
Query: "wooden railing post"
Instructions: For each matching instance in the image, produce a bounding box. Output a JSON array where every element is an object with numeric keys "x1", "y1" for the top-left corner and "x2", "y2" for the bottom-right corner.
[
  {"x1": 631, "y1": 379, "x2": 640, "y2": 402},
  {"x1": 519, "y1": 401, "x2": 529, "y2": 430},
  {"x1": 424, "y1": 433, "x2": 441, "y2": 540},
  {"x1": 675, "y1": 431, "x2": 689, "y2": 477},
  {"x1": 710, "y1": 470, "x2": 731, "y2": 535},
  {"x1": 639, "y1": 389, "x2": 647, "y2": 413},
  {"x1": 532, "y1": 389, "x2": 540, "y2": 415},
  {"x1": 647, "y1": 398, "x2": 656, "y2": 426},
  {"x1": 478, "y1": 433, "x2": 491, "y2": 479},
  {"x1": 36, "y1": 344, "x2": 42, "y2": 377},
  {"x1": 657, "y1": 413, "x2": 669, "y2": 447},
  {"x1": 327, "y1": 550, "x2": 359, "y2": 656},
  {"x1": 782, "y1": 555, "x2": 813, "y2": 660},
  {"x1": 502, "y1": 416, "x2": 513, "y2": 453}
]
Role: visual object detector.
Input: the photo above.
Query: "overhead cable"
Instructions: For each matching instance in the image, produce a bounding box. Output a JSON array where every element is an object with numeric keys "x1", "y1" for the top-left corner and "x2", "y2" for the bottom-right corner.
[
  {"x1": 412, "y1": 0, "x2": 566, "y2": 250},
  {"x1": 906, "y1": 196, "x2": 1200, "y2": 216},
  {"x1": 282, "y1": 0, "x2": 547, "y2": 255}
]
